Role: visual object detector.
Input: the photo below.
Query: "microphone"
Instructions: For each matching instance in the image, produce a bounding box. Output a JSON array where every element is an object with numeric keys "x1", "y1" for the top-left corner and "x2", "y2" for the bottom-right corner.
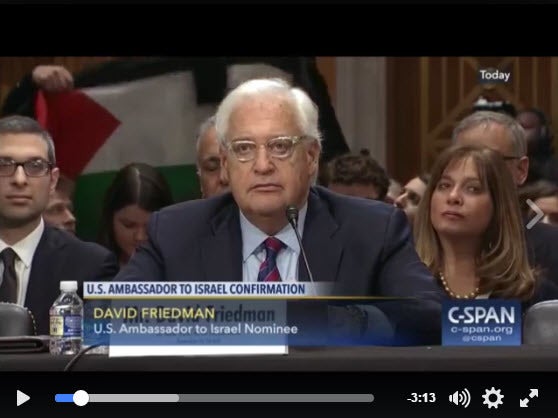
[{"x1": 285, "y1": 205, "x2": 315, "y2": 287}]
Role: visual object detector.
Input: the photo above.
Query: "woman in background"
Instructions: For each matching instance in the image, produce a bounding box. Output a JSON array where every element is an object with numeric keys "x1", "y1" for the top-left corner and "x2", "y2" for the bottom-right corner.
[
  {"x1": 99, "y1": 163, "x2": 174, "y2": 267},
  {"x1": 394, "y1": 173, "x2": 430, "y2": 226},
  {"x1": 414, "y1": 144, "x2": 558, "y2": 306}
]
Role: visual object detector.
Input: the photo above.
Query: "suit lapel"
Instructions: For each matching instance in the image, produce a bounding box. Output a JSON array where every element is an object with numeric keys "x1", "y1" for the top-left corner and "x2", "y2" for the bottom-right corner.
[
  {"x1": 298, "y1": 189, "x2": 343, "y2": 283},
  {"x1": 200, "y1": 202, "x2": 243, "y2": 282},
  {"x1": 199, "y1": 190, "x2": 343, "y2": 283}
]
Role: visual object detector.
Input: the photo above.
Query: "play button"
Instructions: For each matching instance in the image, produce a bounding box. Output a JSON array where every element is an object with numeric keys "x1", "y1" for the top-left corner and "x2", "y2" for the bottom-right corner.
[{"x1": 17, "y1": 390, "x2": 30, "y2": 406}]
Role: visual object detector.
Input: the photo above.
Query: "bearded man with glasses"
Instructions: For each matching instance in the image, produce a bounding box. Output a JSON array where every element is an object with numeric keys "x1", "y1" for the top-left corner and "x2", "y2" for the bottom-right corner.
[{"x1": 0, "y1": 115, "x2": 118, "y2": 334}]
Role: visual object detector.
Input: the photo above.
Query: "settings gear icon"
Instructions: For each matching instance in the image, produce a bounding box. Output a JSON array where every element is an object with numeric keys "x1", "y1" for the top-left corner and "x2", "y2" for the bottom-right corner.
[{"x1": 482, "y1": 387, "x2": 504, "y2": 409}]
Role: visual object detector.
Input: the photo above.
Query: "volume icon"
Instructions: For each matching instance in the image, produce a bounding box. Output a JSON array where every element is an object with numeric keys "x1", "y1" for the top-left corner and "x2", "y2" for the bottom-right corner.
[{"x1": 449, "y1": 389, "x2": 471, "y2": 408}]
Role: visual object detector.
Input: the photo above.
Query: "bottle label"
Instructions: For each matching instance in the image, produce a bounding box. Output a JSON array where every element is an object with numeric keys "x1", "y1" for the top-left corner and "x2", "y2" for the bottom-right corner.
[
  {"x1": 50, "y1": 316, "x2": 64, "y2": 336},
  {"x1": 50, "y1": 315, "x2": 82, "y2": 337}
]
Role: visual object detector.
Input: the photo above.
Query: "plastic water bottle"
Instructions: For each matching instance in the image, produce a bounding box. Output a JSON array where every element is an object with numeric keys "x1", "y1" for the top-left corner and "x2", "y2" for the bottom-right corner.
[{"x1": 49, "y1": 281, "x2": 83, "y2": 355}]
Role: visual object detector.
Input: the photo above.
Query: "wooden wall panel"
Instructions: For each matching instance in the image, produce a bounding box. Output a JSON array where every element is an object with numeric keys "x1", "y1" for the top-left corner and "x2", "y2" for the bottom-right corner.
[
  {"x1": 386, "y1": 57, "x2": 422, "y2": 184},
  {"x1": 387, "y1": 56, "x2": 556, "y2": 183}
]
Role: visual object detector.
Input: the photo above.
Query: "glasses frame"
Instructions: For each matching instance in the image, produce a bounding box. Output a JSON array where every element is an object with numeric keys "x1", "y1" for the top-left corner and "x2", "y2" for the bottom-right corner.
[
  {"x1": 225, "y1": 135, "x2": 310, "y2": 162},
  {"x1": 502, "y1": 155, "x2": 521, "y2": 161},
  {"x1": 0, "y1": 158, "x2": 53, "y2": 177}
]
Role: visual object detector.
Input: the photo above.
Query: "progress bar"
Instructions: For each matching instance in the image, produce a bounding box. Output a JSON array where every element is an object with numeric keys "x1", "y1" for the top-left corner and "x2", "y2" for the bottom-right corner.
[{"x1": 55, "y1": 391, "x2": 374, "y2": 406}]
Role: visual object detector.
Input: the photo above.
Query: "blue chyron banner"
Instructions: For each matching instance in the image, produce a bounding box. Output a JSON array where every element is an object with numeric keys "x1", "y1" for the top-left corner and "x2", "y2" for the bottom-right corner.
[{"x1": 84, "y1": 298, "x2": 437, "y2": 347}]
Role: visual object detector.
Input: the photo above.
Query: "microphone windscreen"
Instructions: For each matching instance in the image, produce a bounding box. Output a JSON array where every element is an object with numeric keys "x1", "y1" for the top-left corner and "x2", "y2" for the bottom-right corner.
[{"x1": 286, "y1": 205, "x2": 299, "y2": 222}]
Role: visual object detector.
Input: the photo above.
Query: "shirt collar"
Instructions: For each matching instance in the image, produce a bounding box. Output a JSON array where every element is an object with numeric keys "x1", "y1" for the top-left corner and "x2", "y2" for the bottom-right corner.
[
  {"x1": 0, "y1": 218, "x2": 44, "y2": 268},
  {"x1": 240, "y1": 202, "x2": 308, "y2": 262}
]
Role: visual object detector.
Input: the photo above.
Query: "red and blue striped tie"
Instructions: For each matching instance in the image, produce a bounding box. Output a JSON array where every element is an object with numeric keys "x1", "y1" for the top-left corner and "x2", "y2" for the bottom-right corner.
[{"x1": 257, "y1": 237, "x2": 285, "y2": 282}]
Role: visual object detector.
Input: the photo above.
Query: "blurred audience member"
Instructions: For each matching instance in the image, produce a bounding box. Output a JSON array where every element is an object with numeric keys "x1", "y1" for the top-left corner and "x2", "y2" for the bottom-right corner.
[
  {"x1": 327, "y1": 149, "x2": 389, "y2": 201},
  {"x1": 519, "y1": 180, "x2": 558, "y2": 226},
  {"x1": 43, "y1": 175, "x2": 76, "y2": 234},
  {"x1": 454, "y1": 110, "x2": 529, "y2": 186},
  {"x1": 196, "y1": 115, "x2": 229, "y2": 198},
  {"x1": 516, "y1": 108, "x2": 558, "y2": 184},
  {"x1": 414, "y1": 144, "x2": 558, "y2": 306},
  {"x1": 385, "y1": 178, "x2": 402, "y2": 205},
  {"x1": 453, "y1": 110, "x2": 558, "y2": 286},
  {"x1": 394, "y1": 174, "x2": 430, "y2": 225},
  {"x1": 99, "y1": 163, "x2": 173, "y2": 267}
]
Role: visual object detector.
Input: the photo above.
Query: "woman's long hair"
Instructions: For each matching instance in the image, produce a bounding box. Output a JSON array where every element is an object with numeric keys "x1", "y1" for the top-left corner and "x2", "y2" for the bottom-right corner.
[{"x1": 414, "y1": 144, "x2": 536, "y2": 300}]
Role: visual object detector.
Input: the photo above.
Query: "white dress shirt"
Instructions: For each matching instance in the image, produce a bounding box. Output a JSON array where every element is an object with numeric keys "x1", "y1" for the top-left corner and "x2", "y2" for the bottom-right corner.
[
  {"x1": 0, "y1": 218, "x2": 45, "y2": 305},
  {"x1": 240, "y1": 204, "x2": 307, "y2": 282}
]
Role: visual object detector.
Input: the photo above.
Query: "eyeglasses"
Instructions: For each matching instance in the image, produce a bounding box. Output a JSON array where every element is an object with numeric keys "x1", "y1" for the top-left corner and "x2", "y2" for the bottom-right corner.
[
  {"x1": 502, "y1": 155, "x2": 521, "y2": 161},
  {"x1": 225, "y1": 136, "x2": 309, "y2": 162},
  {"x1": 0, "y1": 158, "x2": 53, "y2": 177}
]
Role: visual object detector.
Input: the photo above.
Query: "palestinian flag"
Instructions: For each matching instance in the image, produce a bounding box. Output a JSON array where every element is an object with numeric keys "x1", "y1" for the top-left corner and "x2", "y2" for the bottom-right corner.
[{"x1": 1, "y1": 57, "x2": 348, "y2": 241}]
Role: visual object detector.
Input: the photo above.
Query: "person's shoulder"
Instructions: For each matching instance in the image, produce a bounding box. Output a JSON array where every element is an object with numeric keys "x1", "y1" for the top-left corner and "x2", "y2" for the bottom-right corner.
[
  {"x1": 157, "y1": 193, "x2": 231, "y2": 214},
  {"x1": 525, "y1": 276, "x2": 558, "y2": 309},
  {"x1": 536, "y1": 276, "x2": 558, "y2": 298},
  {"x1": 43, "y1": 226, "x2": 112, "y2": 258},
  {"x1": 155, "y1": 192, "x2": 236, "y2": 223},
  {"x1": 312, "y1": 186, "x2": 397, "y2": 221},
  {"x1": 526, "y1": 220, "x2": 558, "y2": 240}
]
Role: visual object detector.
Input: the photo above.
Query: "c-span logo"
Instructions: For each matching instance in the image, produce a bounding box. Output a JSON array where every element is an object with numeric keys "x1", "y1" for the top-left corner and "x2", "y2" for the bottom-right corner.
[{"x1": 442, "y1": 300, "x2": 521, "y2": 346}]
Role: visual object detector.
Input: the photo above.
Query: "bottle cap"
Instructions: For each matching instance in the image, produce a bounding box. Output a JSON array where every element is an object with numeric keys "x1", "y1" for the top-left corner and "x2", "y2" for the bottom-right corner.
[{"x1": 60, "y1": 281, "x2": 78, "y2": 292}]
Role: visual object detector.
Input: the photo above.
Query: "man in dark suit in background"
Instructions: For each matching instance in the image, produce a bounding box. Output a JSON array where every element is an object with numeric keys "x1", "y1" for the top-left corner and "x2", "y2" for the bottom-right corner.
[
  {"x1": 116, "y1": 78, "x2": 443, "y2": 343},
  {"x1": 0, "y1": 115, "x2": 118, "y2": 335}
]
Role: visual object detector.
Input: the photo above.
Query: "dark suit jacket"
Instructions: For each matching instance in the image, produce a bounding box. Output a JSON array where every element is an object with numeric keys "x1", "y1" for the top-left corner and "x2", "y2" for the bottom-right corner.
[
  {"x1": 527, "y1": 277, "x2": 558, "y2": 308},
  {"x1": 525, "y1": 221, "x2": 558, "y2": 286},
  {"x1": 116, "y1": 187, "x2": 444, "y2": 344},
  {"x1": 117, "y1": 187, "x2": 440, "y2": 296},
  {"x1": 25, "y1": 226, "x2": 119, "y2": 335}
]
